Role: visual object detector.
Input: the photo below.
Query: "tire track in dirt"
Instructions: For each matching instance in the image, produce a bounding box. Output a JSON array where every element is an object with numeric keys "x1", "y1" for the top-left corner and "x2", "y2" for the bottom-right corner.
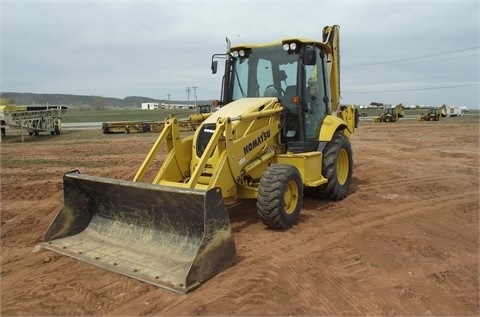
[
  {"x1": 176, "y1": 170, "x2": 478, "y2": 315},
  {"x1": 426, "y1": 264, "x2": 478, "y2": 302},
  {"x1": 364, "y1": 174, "x2": 471, "y2": 193},
  {"x1": 320, "y1": 193, "x2": 478, "y2": 249},
  {"x1": 4, "y1": 183, "x2": 473, "y2": 317},
  {"x1": 275, "y1": 249, "x2": 380, "y2": 315},
  {"x1": 7, "y1": 257, "x2": 156, "y2": 316},
  {"x1": 225, "y1": 189, "x2": 477, "y2": 314},
  {"x1": 1, "y1": 118, "x2": 478, "y2": 316}
]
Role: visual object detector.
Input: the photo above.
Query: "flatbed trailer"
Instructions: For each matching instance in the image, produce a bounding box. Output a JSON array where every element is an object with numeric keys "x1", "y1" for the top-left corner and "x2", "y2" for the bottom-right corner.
[
  {"x1": 102, "y1": 105, "x2": 213, "y2": 134},
  {"x1": 102, "y1": 120, "x2": 164, "y2": 134}
]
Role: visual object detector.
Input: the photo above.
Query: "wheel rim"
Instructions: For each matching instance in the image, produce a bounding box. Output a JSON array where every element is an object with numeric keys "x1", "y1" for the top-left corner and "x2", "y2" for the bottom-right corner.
[
  {"x1": 283, "y1": 180, "x2": 299, "y2": 215},
  {"x1": 336, "y1": 148, "x2": 349, "y2": 185}
]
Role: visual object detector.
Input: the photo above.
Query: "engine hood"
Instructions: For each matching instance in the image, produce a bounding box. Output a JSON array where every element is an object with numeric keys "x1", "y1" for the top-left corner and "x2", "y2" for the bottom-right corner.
[{"x1": 204, "y1": 97, "x2": 279, "y2": 124}]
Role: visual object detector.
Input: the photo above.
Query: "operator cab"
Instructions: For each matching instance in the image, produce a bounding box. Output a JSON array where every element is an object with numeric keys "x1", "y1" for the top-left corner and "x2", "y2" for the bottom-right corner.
[{"x1": 212, "y1": 40, "x2": 332, "y2": 153}]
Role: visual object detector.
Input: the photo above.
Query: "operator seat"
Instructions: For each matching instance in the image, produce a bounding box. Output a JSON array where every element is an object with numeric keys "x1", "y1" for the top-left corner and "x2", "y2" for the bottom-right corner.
[
  {"x1": 281, "y1": 85, "x2": 299, "y2": 142},
  {"x1": 282, "y1": 86, "x2": 297, "y2": 107},
  {"x1": 264, "y1": 87, "x2": 280, "y2": 97}
]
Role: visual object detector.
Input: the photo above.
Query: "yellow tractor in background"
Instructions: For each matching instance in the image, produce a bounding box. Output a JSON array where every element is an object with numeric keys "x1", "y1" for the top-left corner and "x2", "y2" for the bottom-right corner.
[
  {"x1": 373, "y1": 103, "x2": 405, "y2": 122},
  {"x1": 417, "y1": 104, "x2": 447, "y2": 121},
  {"x1": 101, "y1": 104, "x2": 213, "y2": 134},
  {"x1": 177, "y1": 104, "x2": 213, "y2": 131},
  {"x1": 42, "y1": 25, "x2": 356, "y2": 294}
]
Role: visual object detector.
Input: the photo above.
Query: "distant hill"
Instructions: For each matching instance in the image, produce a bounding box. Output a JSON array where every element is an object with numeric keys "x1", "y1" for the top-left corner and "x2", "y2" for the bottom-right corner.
[{"x1": 0, "y1": 92, "x2": 211, "y2": 108}]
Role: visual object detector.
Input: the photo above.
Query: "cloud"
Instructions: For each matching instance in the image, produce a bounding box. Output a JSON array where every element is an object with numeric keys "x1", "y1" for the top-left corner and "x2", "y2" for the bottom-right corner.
[{"x1": 1, "y1": 0, "x2": 479, "y2": 107}]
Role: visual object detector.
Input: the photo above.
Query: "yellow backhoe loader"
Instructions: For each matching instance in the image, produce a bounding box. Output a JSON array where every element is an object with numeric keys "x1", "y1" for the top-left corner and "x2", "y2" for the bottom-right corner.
[
  {"x1": 373, "y1": 104, "x2": 404, "y2": 122},
  {"x1": 417, "y1": 104, "x2": 447, "y2": 121},
  {"x1": 42, "y1": 25, "x2": 356, "y2": 294}
]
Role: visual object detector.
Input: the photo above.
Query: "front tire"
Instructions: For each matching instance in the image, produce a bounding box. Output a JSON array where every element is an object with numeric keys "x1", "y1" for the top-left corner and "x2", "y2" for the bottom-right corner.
[
  {"x1": 307, "y1": 131, "x2": 353, "y2": 200},
  {"x1": 256, "y1": 164, "x2": 303, "y2": 229}
]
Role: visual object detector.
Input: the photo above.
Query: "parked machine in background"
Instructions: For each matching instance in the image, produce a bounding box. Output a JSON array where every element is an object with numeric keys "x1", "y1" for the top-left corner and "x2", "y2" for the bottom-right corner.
[
  {"x1": 101, "y1": 105, "x2": 213, "y2": 134},
  {"x1": 177, "y1": 104, "x2": 213, "y2": 131},
  {"x1": 102, "y1": 120, "x2": 164, "y2": 134},
  {"x1": 373, "y1": 104, "x2": 405, "y2": 122},
  {"x1": 42, "y1": 25, "x2": 356, "y2": 294},
  {"x1": 0, "y1": 101, "x2": 67, "y2": 136},
  {"x1": 417, "y1": 104, "x2": 447, "y2": 121}
]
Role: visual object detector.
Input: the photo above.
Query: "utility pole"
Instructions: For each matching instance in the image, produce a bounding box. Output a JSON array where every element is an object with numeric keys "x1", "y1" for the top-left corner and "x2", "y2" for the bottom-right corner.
[
  {"x1": 191, "y1": 86, "x2": 198, "y2": 107},
  {"x1": 166, "y1": 93, "x2": 171, "y2": 108},
  {"x1": 185, "y1": 87, "x2": 191, "y2": 105},
  {"x1": 186, "y1": 86, "x2": 198, "y2": 107}
]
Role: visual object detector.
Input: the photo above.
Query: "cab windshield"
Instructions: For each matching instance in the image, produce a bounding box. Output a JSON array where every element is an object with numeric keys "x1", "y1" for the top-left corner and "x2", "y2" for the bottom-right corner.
[
  {"x1": 231, "y1": 44, "x2": 298, "y2": 100},
  {"x1": 229, "y1": 43, "x2": 328, "y2": 141}
]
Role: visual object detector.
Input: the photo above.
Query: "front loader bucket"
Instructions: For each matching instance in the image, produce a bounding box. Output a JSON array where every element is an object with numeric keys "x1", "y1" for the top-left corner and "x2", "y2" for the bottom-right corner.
[{"x1": 42, "y1": 172, "x2": 236, "y2": 294}]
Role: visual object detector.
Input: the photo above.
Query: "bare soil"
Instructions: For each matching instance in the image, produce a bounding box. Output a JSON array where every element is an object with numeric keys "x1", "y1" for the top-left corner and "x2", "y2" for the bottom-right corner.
[{"x1": 1, "y1": 116, "x2": 479, "y2": 316}]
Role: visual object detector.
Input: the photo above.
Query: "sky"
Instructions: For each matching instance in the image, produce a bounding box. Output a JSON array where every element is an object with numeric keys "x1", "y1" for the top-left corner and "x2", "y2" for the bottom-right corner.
[{"x1": 1, "y1": 0, "x2": 479, "y2": 108}]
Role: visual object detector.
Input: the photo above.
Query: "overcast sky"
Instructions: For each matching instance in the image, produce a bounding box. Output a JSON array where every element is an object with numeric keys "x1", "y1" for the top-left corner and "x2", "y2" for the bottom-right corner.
[{"x1": 1, "y1": 0, "x2": 479, "y2": 107}]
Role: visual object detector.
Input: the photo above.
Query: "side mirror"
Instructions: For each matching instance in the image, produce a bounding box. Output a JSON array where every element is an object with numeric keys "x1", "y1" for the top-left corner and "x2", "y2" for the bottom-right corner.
[
  {"x1": 211, "y1": 60, "x2": 218, "y2": 74},
  {"x1": 304, "y1": 47, "x2": 316, "y2": 66}
]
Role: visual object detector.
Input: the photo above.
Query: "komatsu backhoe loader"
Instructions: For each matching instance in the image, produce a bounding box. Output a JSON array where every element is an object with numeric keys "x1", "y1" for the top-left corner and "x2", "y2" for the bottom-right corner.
[{"x1": 42, "y1": 25, "x2": 355, "y2": 294}]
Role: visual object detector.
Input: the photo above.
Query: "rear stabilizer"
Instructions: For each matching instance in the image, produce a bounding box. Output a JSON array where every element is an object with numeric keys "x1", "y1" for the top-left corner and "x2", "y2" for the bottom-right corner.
[{"x1": 42, "y1": 172, "x2": 236, "y2": 294}]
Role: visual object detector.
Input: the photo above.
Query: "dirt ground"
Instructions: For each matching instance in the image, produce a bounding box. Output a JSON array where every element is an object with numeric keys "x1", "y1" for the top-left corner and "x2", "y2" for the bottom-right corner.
[{"x1": 1, "y1": 115, "x2": 479, "y2": 316}]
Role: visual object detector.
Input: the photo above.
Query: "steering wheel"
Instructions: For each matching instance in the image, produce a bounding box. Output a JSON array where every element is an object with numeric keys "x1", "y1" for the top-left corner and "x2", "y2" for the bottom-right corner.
[{"x1": 265, "y1": 84, "x2": 285, "y2": 96}]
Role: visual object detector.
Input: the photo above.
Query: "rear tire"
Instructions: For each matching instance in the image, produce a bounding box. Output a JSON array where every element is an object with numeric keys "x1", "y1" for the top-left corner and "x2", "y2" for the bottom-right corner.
[
  {"x1": 306, "y1": 132, "x2": 353, "y2": 200},
  {"x1": 257, "y1": 164, "x2": 303, "y2": 229}
]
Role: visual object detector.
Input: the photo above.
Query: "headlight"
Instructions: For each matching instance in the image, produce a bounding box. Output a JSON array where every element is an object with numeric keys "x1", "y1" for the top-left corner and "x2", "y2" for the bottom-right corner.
[
  {"x1": 231, "y1": 48, "x2": 250, "y2": 58},
  {"x1": 283, "y1": 42, "x2": 297, "y2": 51}
]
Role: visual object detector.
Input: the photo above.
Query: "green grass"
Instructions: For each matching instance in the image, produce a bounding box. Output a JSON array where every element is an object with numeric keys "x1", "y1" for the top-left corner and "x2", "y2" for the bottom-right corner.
[{"x1": 61, "y1": 108, "x2": 198, "y2": 123}]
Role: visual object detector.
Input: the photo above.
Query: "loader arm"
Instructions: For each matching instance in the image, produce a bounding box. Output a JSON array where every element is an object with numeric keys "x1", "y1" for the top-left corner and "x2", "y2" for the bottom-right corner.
[
  {"x1": 137, "y1": 97, "x2": 284, "y2": 199},
  {"x1": 133, "y1": 117, "x2": 192, "y2": 183},
  {"x1": 153, "y1": 116, "x2": 230, "y2": 189}
]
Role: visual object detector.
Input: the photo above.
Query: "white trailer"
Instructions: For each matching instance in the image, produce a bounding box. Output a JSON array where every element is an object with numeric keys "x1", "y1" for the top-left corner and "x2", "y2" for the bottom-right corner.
[
  {"x1": 446, "y1": 106, "x2": 465, "y2": 117},
  {"x1": 141, "y1": 102, "x2": 159, "y2": 110}
]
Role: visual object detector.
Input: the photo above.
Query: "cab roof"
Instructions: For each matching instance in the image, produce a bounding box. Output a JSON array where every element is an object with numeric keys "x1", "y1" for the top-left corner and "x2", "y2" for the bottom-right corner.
[{"x1": 230, "y1": 38, "x2": 332, "y2": 53}]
